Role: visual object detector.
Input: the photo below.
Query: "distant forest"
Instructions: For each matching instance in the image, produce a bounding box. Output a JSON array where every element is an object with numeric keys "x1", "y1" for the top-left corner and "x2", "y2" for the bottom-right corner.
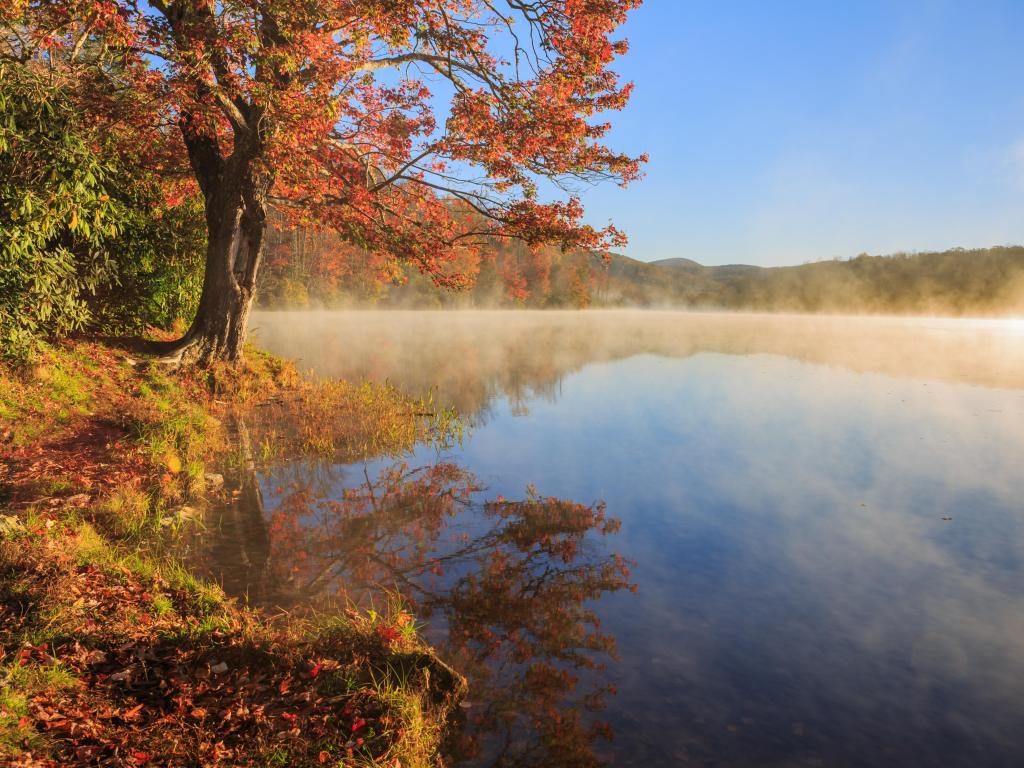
[{"x1": 259, "y1": 220, "x2": 1024, "y2": 316}]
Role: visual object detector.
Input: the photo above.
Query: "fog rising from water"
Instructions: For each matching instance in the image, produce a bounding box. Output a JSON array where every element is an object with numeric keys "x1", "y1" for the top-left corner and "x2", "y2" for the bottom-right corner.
[{"x1": 251, "y1": 310, "x2": 1024, "y2": 416}]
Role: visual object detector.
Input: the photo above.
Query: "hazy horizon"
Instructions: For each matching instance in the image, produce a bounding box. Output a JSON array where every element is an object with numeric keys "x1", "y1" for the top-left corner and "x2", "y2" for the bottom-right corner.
[{"x1": 626, "y1": 244, "x2": 1024, "y2": 269}]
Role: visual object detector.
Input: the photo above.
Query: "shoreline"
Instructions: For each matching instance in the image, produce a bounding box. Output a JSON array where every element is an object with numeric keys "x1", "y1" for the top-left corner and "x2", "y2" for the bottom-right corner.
[{"x1": 0, "y1": 340, "x2": 465, "y2": 767}]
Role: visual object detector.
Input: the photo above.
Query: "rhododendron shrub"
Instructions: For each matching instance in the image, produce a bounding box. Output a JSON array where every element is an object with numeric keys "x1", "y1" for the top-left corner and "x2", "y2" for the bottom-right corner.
[
  {"x1": 0, "y1": 61, "x2": 205, "y2": 361},
  {"x1": 5, "y1": 0, "x2": 644, "y2": 363}
]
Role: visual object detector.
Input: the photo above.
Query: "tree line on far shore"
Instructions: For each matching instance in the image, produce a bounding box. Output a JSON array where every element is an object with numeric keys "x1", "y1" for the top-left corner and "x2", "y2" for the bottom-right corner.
[{"x1": 258, "y1": 231, "x2": 1024, "y2": 317}]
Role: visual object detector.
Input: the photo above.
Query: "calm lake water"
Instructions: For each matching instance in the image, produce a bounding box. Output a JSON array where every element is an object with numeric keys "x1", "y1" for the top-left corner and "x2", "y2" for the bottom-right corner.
[{"x1": 221, "y1": 311, "x2": 1024, "y2": 767}]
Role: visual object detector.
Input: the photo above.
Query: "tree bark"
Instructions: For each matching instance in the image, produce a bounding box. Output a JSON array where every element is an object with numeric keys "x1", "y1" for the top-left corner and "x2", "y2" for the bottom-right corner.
[
  {"x1": 174, "y1": 199, "x2": 264, "y2": 365},
  {"x1": 157, "y1": 128, "x2": 270, "y2": 366}
]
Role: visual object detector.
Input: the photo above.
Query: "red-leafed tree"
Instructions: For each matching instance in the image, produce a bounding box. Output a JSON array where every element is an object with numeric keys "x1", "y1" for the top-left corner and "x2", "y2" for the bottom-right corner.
[{"x1": 7, "y1": 0, "x2": 644, "y2": 363}]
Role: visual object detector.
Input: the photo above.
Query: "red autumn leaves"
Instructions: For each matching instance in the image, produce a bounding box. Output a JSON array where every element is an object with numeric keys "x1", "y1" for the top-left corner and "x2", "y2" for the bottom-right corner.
[{"x1": 16, "y1": 0, "x2": 644, "y2": 291}]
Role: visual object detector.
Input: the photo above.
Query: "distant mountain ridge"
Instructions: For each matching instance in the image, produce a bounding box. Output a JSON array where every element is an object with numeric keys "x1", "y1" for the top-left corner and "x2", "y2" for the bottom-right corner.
[
  {"x1": 591, "y1": 246, "x2": 1024, "y2": 315},
  {"x1": 651, "y1": 256, "x2": 762, "y2": 271},
  {"x1": 649, "y1": 257, "x2": 705, "y2": 271},
  {"x1": 650, "y1": 257, "x2": 765, "y2": 281}
]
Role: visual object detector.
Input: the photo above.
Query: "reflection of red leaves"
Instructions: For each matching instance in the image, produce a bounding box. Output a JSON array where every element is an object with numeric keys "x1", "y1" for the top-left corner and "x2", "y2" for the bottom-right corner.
[{"x1": 1, "y1": 345, "x2": 415, "y2": 767}]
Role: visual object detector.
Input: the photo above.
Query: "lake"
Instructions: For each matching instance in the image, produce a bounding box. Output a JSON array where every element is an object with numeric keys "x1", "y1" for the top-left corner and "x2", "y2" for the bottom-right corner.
[{"x1": 213, "y1": 310, "x2": 1024, "y2": 767}]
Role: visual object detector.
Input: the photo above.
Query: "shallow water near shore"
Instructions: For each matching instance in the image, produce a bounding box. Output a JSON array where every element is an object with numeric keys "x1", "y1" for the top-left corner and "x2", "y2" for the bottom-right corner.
[{"x1": 214, "y1": 310, "x2": 1024, "y2": 767}]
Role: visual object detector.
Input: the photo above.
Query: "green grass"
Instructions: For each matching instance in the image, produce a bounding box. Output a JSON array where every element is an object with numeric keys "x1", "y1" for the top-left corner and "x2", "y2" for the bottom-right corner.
[
  {"x1": 96, "y1": 485, "x2": 153, "y2": 536},
  {"x1": 0, "y1": 688, "x2": 34, "y2": 755},
  {"x1": 48, "y1": 363, "x2": 90, "y2": 408},
  {"x1": 0, "y1": 660, "x2": 80, "y2": 756},
  {"x1": 2, "y1": 660, "x2": 80, "y2": 692},
  {"x1": 70, "y1": 520, "x2": 108, "y2": 564},
  {"x1": 260, "y1": 748, "x2": 292, "y2": 767},
  {"x1": 150, "y1": 593, "x2": 174, "y2": 616},
  {"x1": 0, "y1": 339, "x2": 467, "y2": 766}
]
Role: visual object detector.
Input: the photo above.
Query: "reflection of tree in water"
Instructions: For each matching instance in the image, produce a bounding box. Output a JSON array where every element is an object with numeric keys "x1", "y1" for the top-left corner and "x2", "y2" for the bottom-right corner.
[{"x1": 206, "y1": 459, "x2": 634, "y2": 768}]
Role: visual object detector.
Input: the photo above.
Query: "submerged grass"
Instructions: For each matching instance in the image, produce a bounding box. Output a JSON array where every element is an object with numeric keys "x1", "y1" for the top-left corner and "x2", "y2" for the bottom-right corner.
[
  {"x1": 215, "y1": 347, "x2": 463, "y2": 463},
  {"x1": 0, "y1": 339, "x2": 466, "y2": 766}
]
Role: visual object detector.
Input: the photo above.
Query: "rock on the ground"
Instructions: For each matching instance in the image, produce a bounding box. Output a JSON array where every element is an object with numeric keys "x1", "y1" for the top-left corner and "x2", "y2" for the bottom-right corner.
[{"x1": 0, "y1": 515, "x2": 25, "y2": 536}]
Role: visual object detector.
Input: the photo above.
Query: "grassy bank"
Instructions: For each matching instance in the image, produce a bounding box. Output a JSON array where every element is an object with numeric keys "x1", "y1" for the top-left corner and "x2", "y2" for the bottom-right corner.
[{"x1": 0, "y1": 340, "x2": 465, "y2": 767}]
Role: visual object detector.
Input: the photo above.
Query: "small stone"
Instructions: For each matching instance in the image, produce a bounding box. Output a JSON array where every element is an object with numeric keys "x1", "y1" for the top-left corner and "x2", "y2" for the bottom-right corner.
[
  {"x1": 174, "y1": 505, "x2": 200, "y2": 521},
  {"x1": 204, "y1": 473, "x2": 225, "y2": 489},
  {"x1": 0, "y1": 515, "x2": 25, "y2": 537},
  {"x1": 161, "y1": 506, "x2": 201, "y2": 526},
  {"x1": 211, "y1": 661, "x2": 229, "y2": 674}
]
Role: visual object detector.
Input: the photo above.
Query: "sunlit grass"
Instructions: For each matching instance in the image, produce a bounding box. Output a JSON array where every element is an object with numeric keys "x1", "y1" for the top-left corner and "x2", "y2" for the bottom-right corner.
[{"x1": 0, "y1": 339, "x2": 467, "y2": 765}]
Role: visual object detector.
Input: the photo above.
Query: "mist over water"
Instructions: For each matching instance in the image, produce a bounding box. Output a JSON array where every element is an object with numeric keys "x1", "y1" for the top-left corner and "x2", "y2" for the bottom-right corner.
[
  {"x1": 232, "y1": 310, "x2": 1024, "y2": 767},
  {"x1": 250, "y1": 310, "x2": 1024, "y2": 406}
]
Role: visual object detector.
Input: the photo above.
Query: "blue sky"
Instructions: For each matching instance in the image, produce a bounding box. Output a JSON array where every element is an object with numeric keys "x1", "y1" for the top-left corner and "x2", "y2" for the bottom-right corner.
[{"x1": 577, "y1": 1, "x2": 1024, "y2": 266}]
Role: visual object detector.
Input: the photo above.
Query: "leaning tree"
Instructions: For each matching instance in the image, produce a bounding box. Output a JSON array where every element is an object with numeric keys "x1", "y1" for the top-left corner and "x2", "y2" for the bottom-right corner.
[{"x1": 4, "y1": 0, "x2": 644, "y2": 363}]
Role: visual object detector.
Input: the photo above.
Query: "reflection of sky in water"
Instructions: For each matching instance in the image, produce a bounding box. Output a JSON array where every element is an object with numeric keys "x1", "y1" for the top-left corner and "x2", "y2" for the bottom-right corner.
[
  {"x1": 390, "y1": 354, "x2": 1024, "y2": 766},
  {"x1": 252, "y1": 313, "x2": 1024, "y2": 767}
]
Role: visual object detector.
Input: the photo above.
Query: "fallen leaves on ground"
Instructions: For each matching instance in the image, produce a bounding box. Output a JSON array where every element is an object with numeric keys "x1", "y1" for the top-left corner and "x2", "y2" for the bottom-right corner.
[{"x1": 0, "y1": 526, "x2": 430, "y2": 766}]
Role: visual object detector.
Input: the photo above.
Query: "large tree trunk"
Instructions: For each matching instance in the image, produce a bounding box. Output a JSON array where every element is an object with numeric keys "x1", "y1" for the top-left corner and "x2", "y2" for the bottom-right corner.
[
  {"x1": 158, "y1": 134, "x2": 270, "y2": 366},
  {"x1": 174, "y1": 200, "x2": 265, "y2": 365}
]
